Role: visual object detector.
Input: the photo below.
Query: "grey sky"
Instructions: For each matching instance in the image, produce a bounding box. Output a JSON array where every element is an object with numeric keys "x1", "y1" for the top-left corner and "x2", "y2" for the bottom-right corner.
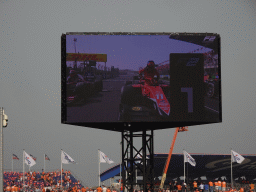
[{"x1": 0, "y1": 0, "x2": 255, "y2": 187}]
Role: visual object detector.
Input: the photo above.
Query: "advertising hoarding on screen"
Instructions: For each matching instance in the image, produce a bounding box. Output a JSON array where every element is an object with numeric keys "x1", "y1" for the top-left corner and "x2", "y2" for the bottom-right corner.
[{"x1": 61, "y1": 32, "x2": 221, "y2": 132}]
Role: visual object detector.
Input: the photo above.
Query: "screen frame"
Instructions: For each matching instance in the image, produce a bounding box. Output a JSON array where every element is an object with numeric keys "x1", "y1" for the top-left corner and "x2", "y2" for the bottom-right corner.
[{"x1": 61, "y1": 32, "x2": 221, "y2": 132}]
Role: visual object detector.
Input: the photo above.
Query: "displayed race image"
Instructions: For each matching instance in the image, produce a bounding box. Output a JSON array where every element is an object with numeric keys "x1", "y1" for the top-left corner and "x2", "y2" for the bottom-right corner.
[{"x1": 62, "y1": 33, "x2": 221, "y2": 127}]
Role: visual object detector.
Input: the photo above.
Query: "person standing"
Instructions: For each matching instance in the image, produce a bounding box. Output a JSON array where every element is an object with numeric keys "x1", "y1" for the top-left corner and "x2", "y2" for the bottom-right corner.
[
  {"x1": 214, "y1": 181, "x2": 218, "y2": 192},
  {"x1": 250, "y1": 182, "x2": 255, "y2": 192},
  {"x1": 6, "y1": 184, "x2": 11, "y2": 192},
  {"x1": 194, "y1": 181, "x2": 198, "y2": 191},
  {"x1": 199, "y1": 183, "x2": 204, "y2": 192},
  {"x1": 97, "y1": 186, "x2": 103, "y2": 192},
  {"x1": 177, "y1": 183, "x2": 182, "y2": 192},
  {"x1": 182, "y1": 182, "x2": 186, "y2": 192},
  {"x1": 209, "y1": 181, "x2": 213, "y2": 192},
  {"x1": 204, "y1": 183, "x2": 209, "y2": 192},
  {"x1": 106, "y1": 187, "x2": 111, "y2": 192},
  {"x1": 102, "y1": 186, "x2": 107, "y2": 192},
  {"x1": 221, "y1": 180, "x2": 226, "y2": 192},
  {"x1": 169, "y1": 181, "x2": 174, "y2": 192},
  {"x1": 174, "y1": 181, "x2": 178, "y2": 191},
  {"x1": 217, "y1": 181, "x2": 221, "y2": 192}
]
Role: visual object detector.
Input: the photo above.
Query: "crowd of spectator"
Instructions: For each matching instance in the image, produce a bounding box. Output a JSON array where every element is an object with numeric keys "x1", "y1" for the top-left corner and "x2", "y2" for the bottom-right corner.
[
  {"x1": 3, "y1": 169, "x2": 84, "y2": 191},
  {"x1": 3, "y1": 171, "x2": 256, "y2": 192},
  {"x1": 164, "y1": 179, "x2": 255, "y2": 192}
]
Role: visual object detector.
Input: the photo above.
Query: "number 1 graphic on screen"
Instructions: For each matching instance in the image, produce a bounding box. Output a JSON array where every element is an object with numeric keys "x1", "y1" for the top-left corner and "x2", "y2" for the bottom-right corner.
[{"x1": 181, "y1": 87, "x2": 193, "y2": 112}]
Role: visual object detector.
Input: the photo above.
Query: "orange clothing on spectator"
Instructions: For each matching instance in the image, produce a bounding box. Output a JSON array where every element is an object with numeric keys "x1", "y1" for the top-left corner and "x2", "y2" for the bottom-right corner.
[
  {"x1": 218, "y1": 181, "x2": 221, "y2": 186},
  {"x1": 177, "y1": 185, "x2": 182, "y2": 191},
  {"x1": 240, "y1": 188, "x2": 244, "y2": 192},
  {"x1": 209, "y1": 181, "x2": 213, "y2": 187},
  {"x1": 6, "y1": 185, "x2": 11, "y2": 191},
  {"x1": 214, "y1": 182, "x2": 218, "y2": 186},
  {"x1": 222, "y1": 181, "x2": 226, "y2": 187},
  {"x1": 107, "y1": 188, "x2": 111, "y2": 192},
  {"x1": 250, "y1": 184, "x2": 255, "y2": 190},
  {"x1": 82, "y1": 187, "x2": 87, "y2": 192},
  {"x1": 97, "y1": 187, "x2": 103, "y2": 192},
  {"x1": 73, "y1": 186, "x2": 78, "y2": 192},
  {"x1": 193, "y1": 181, "x2": 198, "y2": 188},
  {"x1": 11, "y1": 186, "x2": 15, "y2": 192}
]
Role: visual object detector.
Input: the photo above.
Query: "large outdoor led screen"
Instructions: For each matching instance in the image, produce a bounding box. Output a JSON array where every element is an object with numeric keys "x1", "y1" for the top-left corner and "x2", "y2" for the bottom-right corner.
[{"x1": 61, "y1": 32, "x2": 221, "y2": 132}]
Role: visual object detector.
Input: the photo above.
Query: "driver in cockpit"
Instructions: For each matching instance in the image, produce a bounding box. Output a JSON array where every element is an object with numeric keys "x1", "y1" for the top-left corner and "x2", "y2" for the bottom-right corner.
[{"x1": 139, "y1": 60, "x2": 160, "y2": 85}]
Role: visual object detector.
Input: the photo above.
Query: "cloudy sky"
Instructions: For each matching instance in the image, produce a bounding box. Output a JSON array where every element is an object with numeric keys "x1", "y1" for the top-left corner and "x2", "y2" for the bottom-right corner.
[{"x1": 0, "y1": 0, "x2": 255, "y2": 187}]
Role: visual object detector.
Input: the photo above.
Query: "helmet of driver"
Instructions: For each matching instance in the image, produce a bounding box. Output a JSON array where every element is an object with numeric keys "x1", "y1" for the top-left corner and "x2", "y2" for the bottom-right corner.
[{"x1": 147, "y1": 60, "x2": 155, "y2": 68}]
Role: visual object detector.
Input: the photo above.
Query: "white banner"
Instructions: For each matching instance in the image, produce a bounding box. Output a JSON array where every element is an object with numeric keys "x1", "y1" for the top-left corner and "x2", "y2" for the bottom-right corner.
[
  {"x1": 99, "y1": 150, "x2": 114, "y2": 164},
  {"x1": 231, "y1": 150, "x2": 245, "y2": 164},
  {"x1": 61, "y1": 151, "x2": 77, "y2": 164},
  {"x1": 24, "y1": 151, "x2": 36, "y2": 167},
  {"x1": 183, "y1": 150, "x2": 196, "y2": 166}
]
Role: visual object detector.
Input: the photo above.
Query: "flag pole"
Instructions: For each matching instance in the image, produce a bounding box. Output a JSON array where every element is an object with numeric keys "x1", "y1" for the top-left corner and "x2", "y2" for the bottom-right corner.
[
  {"x1": 187, "y1": 160, "x2": 188, "y2": 185},
  {"x1": 23, "y1": 150, "x2": 25, "y2": 192},
  {"x1": 231, "y1": 149, "x2": 233, "y2": 189},
  {"x1": 98, "y1": 149, "x2": 100, "y2": 187},
  {"x1": 183, "y1": 150, "x2": 185, "y2": 184},
  {"x1": 12, "y1": 155, "x2": 13, "y2": 172},
  {"x1": 44, "y1": 154, "x2": 45, "y2": 172},
  {"x1": 120, "y1": 142, "x2": 122, "y2": 191},
  {"x1": 61, "y1": 149, "x2": 63, "y2": 190}
]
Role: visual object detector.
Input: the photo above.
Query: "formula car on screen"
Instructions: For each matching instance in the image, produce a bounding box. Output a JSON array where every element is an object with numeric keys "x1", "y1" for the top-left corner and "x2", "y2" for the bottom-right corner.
[
  {"x1": 66, "y1": 70, "x2": 102, "y2": 104},
  {"x1": 84, "y1": 72, "x2": 103, "y2": 93},
  {"x1": 118, "y1": 76, "x2": 171, "y2": 122}
]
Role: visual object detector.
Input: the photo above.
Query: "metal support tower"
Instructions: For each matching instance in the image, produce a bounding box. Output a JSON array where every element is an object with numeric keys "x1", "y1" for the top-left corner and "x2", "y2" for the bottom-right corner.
[{"x1": 122, "y1": 130, "x2": 154, "y2": 192}]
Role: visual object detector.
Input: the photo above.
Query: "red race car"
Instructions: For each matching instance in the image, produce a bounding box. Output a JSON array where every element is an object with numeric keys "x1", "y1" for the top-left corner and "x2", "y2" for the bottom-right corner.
[{"x1": 118, "y1": 76, "x2": 171, "y2": 122}]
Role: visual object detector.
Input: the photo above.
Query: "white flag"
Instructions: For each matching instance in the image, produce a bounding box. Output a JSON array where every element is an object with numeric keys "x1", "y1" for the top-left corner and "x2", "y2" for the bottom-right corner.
[
  {"x1": 99, "y1": 150, "x2": 114, "y2": 164},
  {"x1": 61, "y1": 151, "x2": 77, "y2": 164},
  {"x1": 24, "y1": 151, "x2": 36, "y2": 167},
  {"x1": 231, "y1": 150, "x2": 245, "y2": 164},
  {"x1": 183, "y1": 151, "x2": 196, "y2": 166}
]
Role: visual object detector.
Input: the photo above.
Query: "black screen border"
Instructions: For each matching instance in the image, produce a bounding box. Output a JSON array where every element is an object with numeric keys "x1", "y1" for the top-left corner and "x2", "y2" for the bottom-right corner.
[{"x1": 61, "y1": 32, "x2": 222, "y2": 132}]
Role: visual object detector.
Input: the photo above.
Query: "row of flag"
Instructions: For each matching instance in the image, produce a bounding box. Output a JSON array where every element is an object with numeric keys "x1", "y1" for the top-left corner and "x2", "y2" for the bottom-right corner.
[
  {"x1": 13, "y1": 150, "x2": 114, "y2": 166},
  {"x1": 15, "y1": 149, "x2": 245, "y2": 167},
  {"x1": 14, "y1": 151, "x2": 75, "y2": 168},
  {"x1": 184, "y1": 150, "x2": 245, "y2": 167},
  {"x1": 12, "y1": 154, "x2": 50, "y2": 161}
]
